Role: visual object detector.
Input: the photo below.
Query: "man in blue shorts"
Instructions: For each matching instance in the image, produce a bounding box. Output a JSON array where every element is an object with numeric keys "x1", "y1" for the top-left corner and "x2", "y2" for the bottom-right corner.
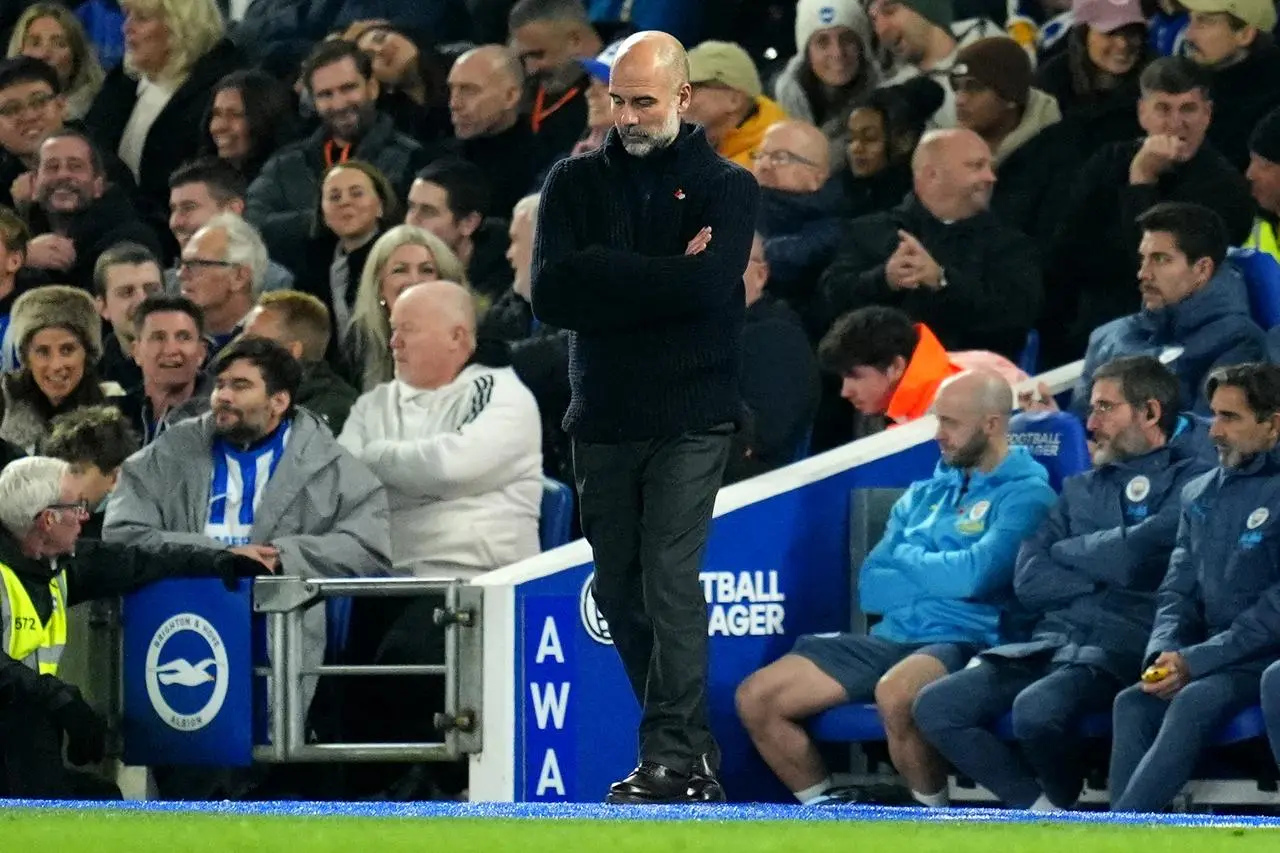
[
  {"x1": 736, "y1": 371, "x2": 1056, "y2": 806},
  {"x1": 913, "y1": 355, "x2": 1212, "y2": 810}
]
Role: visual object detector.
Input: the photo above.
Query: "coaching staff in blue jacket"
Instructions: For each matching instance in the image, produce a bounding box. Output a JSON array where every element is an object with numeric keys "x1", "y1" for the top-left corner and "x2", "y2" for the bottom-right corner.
[
  {"x1": 914, "y1": 356, "x2": 1213, "y2": 810},
  {"x1": 531, "y1": 31, "x2": 760, "y2": 804},
  {"x1": 1111, "y1": 362, "x2": 1280, "y2": 812}
]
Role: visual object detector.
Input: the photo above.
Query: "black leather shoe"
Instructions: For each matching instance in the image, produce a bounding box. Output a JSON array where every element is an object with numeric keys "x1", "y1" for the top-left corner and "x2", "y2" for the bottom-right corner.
[
  {"x1": 605, "y1": 761, "x2": 691, "y2": 804},
  {"x1": 685, "y1": 754, "x2": 726, "y2": 802}
]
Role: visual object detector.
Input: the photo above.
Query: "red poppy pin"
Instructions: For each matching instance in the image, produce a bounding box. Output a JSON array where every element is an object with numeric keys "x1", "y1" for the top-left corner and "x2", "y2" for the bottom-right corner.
[{"x1": 674, "y1": 188, "x2": 686, "y2": 200}]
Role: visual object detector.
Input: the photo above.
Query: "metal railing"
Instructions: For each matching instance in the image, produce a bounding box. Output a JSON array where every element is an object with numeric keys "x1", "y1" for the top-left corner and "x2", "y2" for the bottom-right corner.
[{"x1": 251, "y1": 576, "x2": 484, "y2": 763}]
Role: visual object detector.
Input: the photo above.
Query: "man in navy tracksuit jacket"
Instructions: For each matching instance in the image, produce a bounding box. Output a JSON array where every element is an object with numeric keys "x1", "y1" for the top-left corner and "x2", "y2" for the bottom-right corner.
[
  {"x1": 1110, "y1": 362, "x2": 1280, "y2": 812},
  {"x1": 914, "y1": 356, "x2": 1213, "y2": 809}
]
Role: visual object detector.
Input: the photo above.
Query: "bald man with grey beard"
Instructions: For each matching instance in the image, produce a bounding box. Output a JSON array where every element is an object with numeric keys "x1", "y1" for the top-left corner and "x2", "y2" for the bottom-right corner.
[{"x1": 532, "y1": 31, "x2": 760, "y2": 804}]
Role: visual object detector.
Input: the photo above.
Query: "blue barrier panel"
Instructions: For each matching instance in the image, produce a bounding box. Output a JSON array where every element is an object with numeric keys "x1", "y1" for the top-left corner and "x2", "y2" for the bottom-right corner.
[
  {"x1": 509, "y1": 437, "x2": 942, "y2": 803},
  {"x1": 121, "y1": 579, "x2": 255, "y2": 767}
]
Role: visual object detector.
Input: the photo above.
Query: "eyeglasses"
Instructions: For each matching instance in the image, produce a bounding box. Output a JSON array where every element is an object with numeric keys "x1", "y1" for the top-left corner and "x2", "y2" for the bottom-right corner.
[
  {"x1": 1086, "y1": 400, "x2": 1129, "y2": 418},
  {"x1": 178, "y1": 258, "x2": 238, "y2": 272},
  {"x1": 749, "y1": 149, "x2": 820, "y2": 168},
  {"x1": 40, "y1": 500, "x2": 89, "y2": 522},
  {"x1": 0, "y1": 91, "x2": 56, "y2": 119}
]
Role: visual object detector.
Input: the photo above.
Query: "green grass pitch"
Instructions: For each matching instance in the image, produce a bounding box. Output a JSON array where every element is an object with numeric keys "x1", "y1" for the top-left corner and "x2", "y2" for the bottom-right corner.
[{"x1": 2, "y1": 810, "x2": 1277, "y2": 852}]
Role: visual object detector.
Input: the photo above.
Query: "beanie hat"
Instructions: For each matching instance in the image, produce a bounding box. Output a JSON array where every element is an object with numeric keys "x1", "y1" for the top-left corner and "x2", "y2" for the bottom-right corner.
[
  {"x1": 795, "y1": 0, "x2": 874, "y2": 54},
  {"x1": 10, "y1": 285, "x2": 102, "y2": 365},
  {"x1": 885, "y1": 76, "x2": 948, "y2": 129},
  {"x1": 952, "y1": 37, "x2": 1034, "y2": 108},
  {"x1": 899, "y1": 0, "x2": 954, "y2": 31},
  {"x1": 687, "y1": 41, "x2": 763, "y2": 99},
  {"x1": 1251, "y1": 106, "x2": 1280, "y2": 164}
]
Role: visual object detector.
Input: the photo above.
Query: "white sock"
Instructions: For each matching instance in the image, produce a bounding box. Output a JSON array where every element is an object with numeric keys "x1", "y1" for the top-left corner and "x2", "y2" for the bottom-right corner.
[
  {"x1": 912, "y1": 787, "x2": 950, "y2": 808},
  {"x1": 1028, "y1": 794, "x2": 1062, "y2": 812},
  {"x1": 1029, "y1": 793, "x2": 1066, "y2": 812},
  {"x1": 795, "y1": 778, "x2": 834, "y2": 804}
]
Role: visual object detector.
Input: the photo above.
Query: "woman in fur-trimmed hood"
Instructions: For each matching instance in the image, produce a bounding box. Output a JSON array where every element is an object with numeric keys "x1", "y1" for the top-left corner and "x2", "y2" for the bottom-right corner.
[{"x1": 0, "y1": 285, "x2": 122, "y2": 451}]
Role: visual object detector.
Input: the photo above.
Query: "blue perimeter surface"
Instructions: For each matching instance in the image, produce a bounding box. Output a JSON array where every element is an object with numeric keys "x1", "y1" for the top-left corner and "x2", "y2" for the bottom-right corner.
[{"x1": 2, "y1": 799, "x2": 1279, "y2": 828}]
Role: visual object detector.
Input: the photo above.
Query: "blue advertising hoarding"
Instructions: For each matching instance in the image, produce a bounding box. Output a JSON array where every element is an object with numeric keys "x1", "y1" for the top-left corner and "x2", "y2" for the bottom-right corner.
[
  {"x1": 511, "y1": 439, "x2": 942, "y2": 803},
  {"x1": 121, "y1": 578, "x2": 255, "y2": 767}
]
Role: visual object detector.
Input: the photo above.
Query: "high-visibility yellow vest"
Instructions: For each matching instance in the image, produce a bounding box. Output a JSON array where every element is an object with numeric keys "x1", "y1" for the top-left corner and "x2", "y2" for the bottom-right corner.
[
  {"x1": 0, "y1": 562, "x2": 67, "y2": 676},
  {"x1": 1245, "y1": 218, "x2": 1280, "y2": 262}
]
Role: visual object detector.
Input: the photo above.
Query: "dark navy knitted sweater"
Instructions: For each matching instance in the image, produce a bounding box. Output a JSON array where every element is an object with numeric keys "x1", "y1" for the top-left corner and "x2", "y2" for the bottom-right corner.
[{"x1": 531, "y1": 123, "x2": 760, "y2": 442}]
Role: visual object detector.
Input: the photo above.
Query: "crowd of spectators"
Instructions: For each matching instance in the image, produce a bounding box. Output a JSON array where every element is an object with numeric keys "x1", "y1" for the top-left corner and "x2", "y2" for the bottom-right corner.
[{"x1": 3, "y1": 0, "x2": 1280, "y2": 809}]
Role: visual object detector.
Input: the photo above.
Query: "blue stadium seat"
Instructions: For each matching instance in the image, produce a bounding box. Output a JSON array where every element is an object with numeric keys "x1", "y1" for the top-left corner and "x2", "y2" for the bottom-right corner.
[
  {"x1": 1214, "y1": 705, "x2": 1267, "y2": 745},
  {"x1": 809, "y1": 703, "x2": 885, "y2": 742},
  {"x1": 1228, "y1": 247, "x2": 1280, "y2": 329},
  {"x1": 992, "y1": 711, "x2": 1111, "y2": 739},
  {"x1": 810, "y1": 703, "x2": 1262, "y2": 745},
  {"x1": 1008, "y1": 411, "x2": 1091, "y2": 492},
  {"x1": 1017, "y1": 330, "x2": 1040, "y2": 376},
  {"x1": 540, "y1": 477, "x2": 575, "y2": 551}
]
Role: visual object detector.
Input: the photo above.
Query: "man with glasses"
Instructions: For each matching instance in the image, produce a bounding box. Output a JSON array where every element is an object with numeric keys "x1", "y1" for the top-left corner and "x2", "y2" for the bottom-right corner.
[
  {"x1": 914, "y1": 355, "x2": 1213, "y2": 811},
  {"x1": 753, "y1": 120, "x2": 853, "y2": 311},
  {"x1": 165, "y1": 159, "x2": 293, "y2": 296},
  {"x1": 0, "y1": 57, "x2": 134, "y2": 212},
  {"x1": 177, "y1": 213, "x2": 267, "y2": 350},
  {"x1": 684, "y1": 40, "x2": 789, "y2": 168},
  {"x1": 0, "y1": 455, "x2": 268, "y2": 799},
  {"x1": 1072, "y1": 202, "x2": 1265, "y2": 418}
]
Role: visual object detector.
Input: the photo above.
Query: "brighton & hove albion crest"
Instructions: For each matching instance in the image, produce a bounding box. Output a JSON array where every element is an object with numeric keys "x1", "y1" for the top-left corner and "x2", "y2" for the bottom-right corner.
[{"x1": 145, "y1": 613, "x2": 230, "y2": 731}]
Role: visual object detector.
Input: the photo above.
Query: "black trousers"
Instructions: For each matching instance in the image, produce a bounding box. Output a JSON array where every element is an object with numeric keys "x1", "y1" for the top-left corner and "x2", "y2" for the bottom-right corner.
[
  {"x1": 0, "y1": 706, "x2": 119, "y2": 800},
  {"x1": 573, "y1": 424, "x2": 732, "y2": 775}
]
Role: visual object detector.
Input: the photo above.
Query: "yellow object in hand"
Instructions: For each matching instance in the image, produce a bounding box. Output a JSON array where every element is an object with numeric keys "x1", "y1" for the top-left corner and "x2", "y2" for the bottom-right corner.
[{"x1": 1142, "y1": 665, "x2": 1170, "y2": 683}]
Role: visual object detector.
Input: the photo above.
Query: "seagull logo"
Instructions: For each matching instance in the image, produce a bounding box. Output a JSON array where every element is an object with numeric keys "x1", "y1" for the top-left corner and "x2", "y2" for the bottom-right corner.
[
  {"x1": 145, "y1": 613, "x2": 231, "y2": 731},
  {"x1": 151, "y1": 657, "x2": 218, "y2": 687}
]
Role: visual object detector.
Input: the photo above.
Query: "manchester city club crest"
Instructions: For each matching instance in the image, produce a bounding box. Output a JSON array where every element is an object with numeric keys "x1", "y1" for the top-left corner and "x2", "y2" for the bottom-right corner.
[
  {"x1": 1248, "y1": 507, "x2": 1270, "y2": 530},
  {"x1": 969, "y1": 500, "x2": 991, "y2": 521},
  {"x1": 1125, "y1": 476, "x2": 1150, "y2": 503}
]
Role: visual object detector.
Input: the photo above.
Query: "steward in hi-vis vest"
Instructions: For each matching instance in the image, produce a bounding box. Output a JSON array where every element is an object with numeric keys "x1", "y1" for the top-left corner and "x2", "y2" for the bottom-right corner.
[{"x1": 0, "y1": 457, "x2": 268, "y2": 800}]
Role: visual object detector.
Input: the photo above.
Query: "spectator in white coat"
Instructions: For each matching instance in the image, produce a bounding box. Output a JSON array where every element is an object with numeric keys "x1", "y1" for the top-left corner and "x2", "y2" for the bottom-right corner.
[{"x1": 339, "y1": 279, "x2": 541, "y2": 578}]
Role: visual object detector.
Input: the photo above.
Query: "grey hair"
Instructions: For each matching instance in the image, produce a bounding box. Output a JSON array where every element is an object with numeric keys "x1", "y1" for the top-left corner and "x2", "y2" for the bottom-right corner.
[
  {"x1": 0, "y1": 456, "x2": 68, "y2": 538},
  {"x1": 203, "y1": 212, "x2": 269, "y2": 296},
  {"x1": 513, "y1": 193, "x2": 541, "y2": 239}
]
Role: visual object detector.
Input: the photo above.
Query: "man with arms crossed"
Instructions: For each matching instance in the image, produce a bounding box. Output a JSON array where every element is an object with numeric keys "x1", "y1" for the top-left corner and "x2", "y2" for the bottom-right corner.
[{"x1": 532, "y1": 31, "x2": 759, "y2": 804}]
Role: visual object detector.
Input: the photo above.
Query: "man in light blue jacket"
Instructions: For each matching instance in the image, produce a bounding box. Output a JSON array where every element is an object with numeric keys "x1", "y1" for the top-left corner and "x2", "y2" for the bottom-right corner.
[
  {"x1": 736, "y1": 371, "x2": 1056, "y2": 807},
  {"x1": 914, "y1": 356, "x2": 1213, "y2": 810}
]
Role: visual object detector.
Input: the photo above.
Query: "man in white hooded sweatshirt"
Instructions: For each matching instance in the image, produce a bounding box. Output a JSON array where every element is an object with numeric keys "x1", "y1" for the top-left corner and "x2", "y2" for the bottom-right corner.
[{"x1": 339, "y1": 279, "x2": 542, "y2": 578}]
